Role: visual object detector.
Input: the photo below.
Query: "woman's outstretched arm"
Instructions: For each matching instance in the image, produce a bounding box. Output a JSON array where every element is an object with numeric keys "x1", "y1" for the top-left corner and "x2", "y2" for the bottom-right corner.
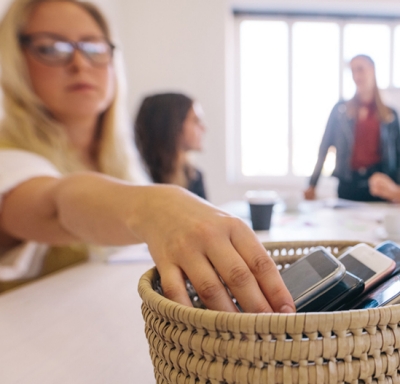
[{"x1": 0, "y1": 172, "x2": 295, "y2": 314}]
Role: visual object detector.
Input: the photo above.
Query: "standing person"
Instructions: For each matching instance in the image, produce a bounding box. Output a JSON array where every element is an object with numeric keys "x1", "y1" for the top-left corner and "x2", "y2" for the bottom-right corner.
[
  {"x1": 134, "y1": 93, "x2": 207, "y2": 199},
  {"x1": 304, "y1": 54, "x2": 400, "y2": 202},
  {"x1": 0, "y1": 0, "x2": 294, "y2": 314}
]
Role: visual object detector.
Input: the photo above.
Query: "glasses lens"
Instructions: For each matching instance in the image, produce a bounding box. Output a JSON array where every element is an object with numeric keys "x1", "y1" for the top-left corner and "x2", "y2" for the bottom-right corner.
[
  {"x1": 22, "y1": 34, "x2": 114, "y2": 66},
  {"x1": 79, "y1": 40, "x2": 113, "y2": 65},
  {"x1": 31, "y1": 37, "x2": 73, "y2": 64}
]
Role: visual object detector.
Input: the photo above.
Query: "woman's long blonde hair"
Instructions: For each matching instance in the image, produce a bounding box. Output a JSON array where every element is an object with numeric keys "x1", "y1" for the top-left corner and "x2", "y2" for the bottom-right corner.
[
  {"x1": 0, "y1": 0, "x2": 144, "y2": 182},
  {"x1": 347, "y1": 54, "x2": 393, "y2": 124}
]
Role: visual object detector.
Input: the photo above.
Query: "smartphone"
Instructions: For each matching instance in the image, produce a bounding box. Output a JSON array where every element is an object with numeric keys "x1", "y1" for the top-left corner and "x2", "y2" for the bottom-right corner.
[
  {"x1": 375, "y1": 241, "x2": 400, "y2": 276},
  {"x1": 298, "y1": 271, "x2": 364, "y2": 312},
  {"x1": 351, "y1": 274, "x2": 400, "y2": 309},
  {"x1": 338, "y1": 243, "x2": 396, "y2": 292},
  {"x1": 280, "y1": 247, "x2": 346, "y2": 310}
]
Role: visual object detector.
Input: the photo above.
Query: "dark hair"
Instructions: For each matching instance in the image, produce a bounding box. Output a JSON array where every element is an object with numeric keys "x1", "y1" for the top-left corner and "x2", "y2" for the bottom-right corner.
[{"x1": 134, "y1": 93, "x2": 193, "y2": 183}]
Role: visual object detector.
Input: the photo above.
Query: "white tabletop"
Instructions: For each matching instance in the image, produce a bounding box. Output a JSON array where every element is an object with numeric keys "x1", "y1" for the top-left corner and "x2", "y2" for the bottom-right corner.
[
  {"x1": 2, "y1": 200, "x2": 400, "y2": 384},
  {"x1": 0, "y1": 260, "x2": 156, "y2": 384},
  {"x1": 220, "y1": 199, "x2": 399, "y2": 244}
]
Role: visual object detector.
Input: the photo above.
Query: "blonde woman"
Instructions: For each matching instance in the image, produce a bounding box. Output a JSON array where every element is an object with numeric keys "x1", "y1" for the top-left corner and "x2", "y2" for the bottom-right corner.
[
  {"x1": 304, "y1": 54, "x2": 400, "y2": 202},
  {"x1": 0, "y1": 0, "x2": 294, "y2": 314}
]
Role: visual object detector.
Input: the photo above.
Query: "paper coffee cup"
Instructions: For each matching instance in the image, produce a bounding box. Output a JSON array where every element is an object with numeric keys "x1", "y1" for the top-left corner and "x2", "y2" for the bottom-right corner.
[
  {"x1": 245, "y1": 190, "x2": 279, "y2": 231},
  {"x1": 384, "y1": 213, "x2": 400, "y2": 241},
  {"x1": 282, "y1": 192, "x2": 303, "y2": 212}
]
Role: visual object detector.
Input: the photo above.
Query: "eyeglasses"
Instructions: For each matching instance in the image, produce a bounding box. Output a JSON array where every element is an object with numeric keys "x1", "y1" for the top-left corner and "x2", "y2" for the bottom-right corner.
[{"x1": 19, "y1": 32, "x2": 115, "y2": 66}]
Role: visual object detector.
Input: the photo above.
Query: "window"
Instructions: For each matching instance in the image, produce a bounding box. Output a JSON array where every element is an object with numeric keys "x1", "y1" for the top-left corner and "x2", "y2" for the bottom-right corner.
[
  {"x1": 235, "y1": 14, "x2": 400, "y2": 182},
  {"x1": 240, "y1": 21, "x2": 288, "y2": 176}
]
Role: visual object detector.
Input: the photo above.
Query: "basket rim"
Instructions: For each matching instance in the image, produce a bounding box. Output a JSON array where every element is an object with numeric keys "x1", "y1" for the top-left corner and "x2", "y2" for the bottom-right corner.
[{"x1": 138, "y1": 240, "x2": 400, "y2": 334}]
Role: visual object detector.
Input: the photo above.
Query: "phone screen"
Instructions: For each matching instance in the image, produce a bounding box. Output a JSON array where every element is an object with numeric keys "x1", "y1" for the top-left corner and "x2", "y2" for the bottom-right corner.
[
  {"x1": 281, "y1": 249, "x2": 338, "y2": 300},
  {"x1": 339, "y1": 254, "x2": 375, "y2": 281}
]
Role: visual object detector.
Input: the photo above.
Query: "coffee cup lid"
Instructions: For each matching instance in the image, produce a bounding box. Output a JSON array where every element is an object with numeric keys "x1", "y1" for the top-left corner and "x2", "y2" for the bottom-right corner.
[{"x1": 244, "y1": 190, "x2": 279, "y2": 204}]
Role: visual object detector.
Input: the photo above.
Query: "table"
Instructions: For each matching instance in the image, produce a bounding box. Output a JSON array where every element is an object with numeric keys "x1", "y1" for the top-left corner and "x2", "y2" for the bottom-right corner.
[
  {"x1": 220, "y1": 199, "x2": 400, "y2": 244},
  {"x1": 2, "y1": 201, "x2": 400, "y2": 384},
  {"x1": 0, "y1": 260, "x2": 156, "y2": 384}
]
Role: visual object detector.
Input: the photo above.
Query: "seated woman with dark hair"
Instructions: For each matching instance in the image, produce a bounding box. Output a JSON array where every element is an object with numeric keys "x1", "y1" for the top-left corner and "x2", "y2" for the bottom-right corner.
[{"x1": 134, "y1": 93, "x2": 207, "y2": 199}]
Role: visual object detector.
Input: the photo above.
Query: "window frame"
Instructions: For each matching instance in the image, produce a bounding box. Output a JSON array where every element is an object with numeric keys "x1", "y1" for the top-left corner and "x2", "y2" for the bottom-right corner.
[{"x1": 231, "y1": 13, "x2": 400, "y2": 188}]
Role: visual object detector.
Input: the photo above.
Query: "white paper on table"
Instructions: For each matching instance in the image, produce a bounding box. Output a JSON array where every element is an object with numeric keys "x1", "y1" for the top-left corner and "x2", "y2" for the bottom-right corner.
[
  {"x1": 322, "y1": 198, "x2": 366, "y2": 209},
  {"x1": 92, "y1": 243, "x2": 153, "y2": 264}
]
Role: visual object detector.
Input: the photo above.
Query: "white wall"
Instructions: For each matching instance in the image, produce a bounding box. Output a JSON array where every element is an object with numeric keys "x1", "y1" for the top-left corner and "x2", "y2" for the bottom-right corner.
[{"x1": 112, "y1": 0, "x2": 232, "y2": 204}]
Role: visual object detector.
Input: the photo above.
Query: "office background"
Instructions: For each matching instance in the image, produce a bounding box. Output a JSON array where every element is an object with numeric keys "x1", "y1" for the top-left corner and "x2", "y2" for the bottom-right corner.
[{"x1": 2, "y1": 0, "x2": 400, "y2": 204}]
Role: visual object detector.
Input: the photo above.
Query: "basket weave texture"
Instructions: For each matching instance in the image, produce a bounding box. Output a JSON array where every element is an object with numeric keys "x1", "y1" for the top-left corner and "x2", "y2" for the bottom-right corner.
[{"x1": 138, "y1": 240, "x2": 400, "y2": 384}]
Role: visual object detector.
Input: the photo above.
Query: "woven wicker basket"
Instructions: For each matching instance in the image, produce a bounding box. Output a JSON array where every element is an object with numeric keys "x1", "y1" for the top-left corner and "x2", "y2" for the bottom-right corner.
[{"x1": 139, "y1": 240, "x2": 400, "y2": 384}]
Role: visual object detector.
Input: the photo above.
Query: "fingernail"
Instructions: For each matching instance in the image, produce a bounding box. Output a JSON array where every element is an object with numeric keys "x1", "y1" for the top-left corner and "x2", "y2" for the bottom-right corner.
[{"x1": 280, "y1": 304, "x2": 295, "y2": 313}]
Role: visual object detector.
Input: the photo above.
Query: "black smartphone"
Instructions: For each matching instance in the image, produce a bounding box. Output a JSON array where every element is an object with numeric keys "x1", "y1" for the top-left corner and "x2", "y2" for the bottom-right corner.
[
  {"x1": 280, "y1": 247, "x2": 346, "y2": 310},
  {"x1": 298, "y1": 271, "x2": 364, "y2": 312},
  {"x1": 375, "y1": 241, "x2": 400, "y2": 276},
  {"x1": 351, "y1": 274, "x2": 400, "y2": 309}
]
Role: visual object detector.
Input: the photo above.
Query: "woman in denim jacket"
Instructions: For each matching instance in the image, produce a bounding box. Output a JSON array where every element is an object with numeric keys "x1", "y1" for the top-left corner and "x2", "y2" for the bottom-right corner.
[{"x1": 305, "y1": 54, "x2": 400, "y2": 202}]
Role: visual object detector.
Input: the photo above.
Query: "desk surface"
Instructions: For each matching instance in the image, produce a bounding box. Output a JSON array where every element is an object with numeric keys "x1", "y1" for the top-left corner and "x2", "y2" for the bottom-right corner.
[
  {"x1": 2, "y1": 202, "x2": 400, "y2": 384},
  {"x1": 0, "y1": 261, "x2": 156, "y2": 384},
  {"x1": 221, "y1": 200, "x2": 398, "y2": 244}
]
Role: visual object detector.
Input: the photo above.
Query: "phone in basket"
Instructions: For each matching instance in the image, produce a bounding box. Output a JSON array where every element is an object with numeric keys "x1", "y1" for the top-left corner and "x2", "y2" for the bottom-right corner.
[
  {"x1": 298, "y1": 271, "x2": 364, "y2": 312},
  {"x1": 338, "y1": 243, "x2": 396, "y2": 292},
  {"x1": 280, "y1": 247, "x2": 346, "y2": 310},
  {"x1": 375, "y1": 241, "x2": 400, "y2": 277},
  {"x1": 351, "y1": 274, "x2": 400, "y2": 309}
]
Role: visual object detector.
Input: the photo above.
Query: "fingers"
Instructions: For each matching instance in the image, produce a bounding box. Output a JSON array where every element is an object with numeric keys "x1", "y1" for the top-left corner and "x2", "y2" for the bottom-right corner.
[
  {"x1": 180, "y1": 253, "x2": 239, "y2": 312},
  {"x1": 159, "y1": 255, "x2": 239, "y2": 312},
  {"x1": 228, "y1": 220, "x2": 295, "y2": 313},
  {"x1": 152, "y1": 211, "x2": 294, "y2": 314},
  {"x1": 369, "y1": 173, "x2": 396, "y2": 199},
  {"x1": 304, "y1": 187, "x2": 316, "y2": 200},
  {"x1": 208, "y1": 243, "x2": 275, "y2": 313},
  {"x1": 158, "y1": 265, "x2": 194, "y2": 308},
  {"x1": 369, "y1": 172, "x2": 391, "y2": 186},
  {"x1": 369, "y1": 174, "x2": 384, "y2": 193},
  {"x1": 202, "y1": 218, "x2": 295, "y2": 313}
]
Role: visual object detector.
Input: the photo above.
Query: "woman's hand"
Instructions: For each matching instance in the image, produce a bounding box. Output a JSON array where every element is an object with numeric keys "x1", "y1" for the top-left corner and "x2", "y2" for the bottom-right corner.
[
  {"x1": 1, "y1": 173, "x2": 295, "y2": 314},
  {"x1": 132, "y1": 185, "x2": 295, "y2": 314},
  {"x1": 369, "y1": 172, "x2": 400, "y2": 202},
  {"x1": 304, "y1": 186, "x2": 316, "y2": 200}
]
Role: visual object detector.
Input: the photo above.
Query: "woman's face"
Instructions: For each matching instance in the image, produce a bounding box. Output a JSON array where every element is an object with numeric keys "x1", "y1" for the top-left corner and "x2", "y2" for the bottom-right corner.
[
  {"x1": 22, "y1": 2, "x2": 115, "y2": 123},
  {"x1": 350, "y1": 57, "x2": 376, "y2": 95},
  {"x1": 180, "y1": 102, "x2": 206, "y2": 151}
]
